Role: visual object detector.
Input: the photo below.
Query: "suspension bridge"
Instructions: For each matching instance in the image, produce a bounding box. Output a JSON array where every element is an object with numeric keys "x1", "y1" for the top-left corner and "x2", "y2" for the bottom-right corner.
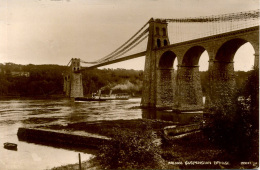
[{"x1": 64, "y1": 9, "x2": 259, "y2": 111}]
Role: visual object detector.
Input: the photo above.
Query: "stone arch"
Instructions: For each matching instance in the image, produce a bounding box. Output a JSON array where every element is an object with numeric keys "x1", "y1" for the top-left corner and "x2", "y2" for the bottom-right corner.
[
  {"x1": 156, "y1": 51, "x2": 177, "y2": 109},
  {"x1": 215, "y1": 38, "x2": 249, "y2": 62},
  {"x1": 159, "y1": 50, "x2": 176, "y2": 68},
  {"x1": 210, "y1": 38, "x2": 253, "y2": 108},
  {"x1": 182, "y1": 46, "x2": 206, "y2": 66}
]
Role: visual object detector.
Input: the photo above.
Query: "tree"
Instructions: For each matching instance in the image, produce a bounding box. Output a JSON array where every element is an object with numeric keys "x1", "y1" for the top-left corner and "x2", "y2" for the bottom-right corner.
[
  {"x1": 204, "y1": 69, "x2": 259, "y2": 162},
  {"x1": 91, "y1": 125, "x2": 166, "y2": 169}
]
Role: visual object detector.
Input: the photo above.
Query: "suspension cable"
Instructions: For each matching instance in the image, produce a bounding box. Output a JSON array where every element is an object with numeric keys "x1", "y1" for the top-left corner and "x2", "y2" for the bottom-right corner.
[
  {"x1": 81, "y1": 9, "x2": 259, "y2": 65},
  {"x1": 161, "y1": 9, "x2": 259, "y2": 23},
  {"x1": 82, "y1": 26, "x2": 149, "y2": 65},
  {"x1": 95, "y1": 21, "x2": 149, "y2": 63},
  {"x1": 66, "y1": 59, "x2": 72, "y2": 66},
  {"x1": 80, "y1": 59, "x2": 96, "y2": 64},
  {"x1": 102, "y1": 28, "x2": 149, "y2": 62},
  {"x1": 99, "y1": 34, "x2": 148, "y2": 63}
]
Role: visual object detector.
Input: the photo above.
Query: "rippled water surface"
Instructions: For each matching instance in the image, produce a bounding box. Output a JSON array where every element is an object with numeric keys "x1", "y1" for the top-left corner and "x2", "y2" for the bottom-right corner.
[
  {"x1": 0, "y1": 97, "x2": 204, "y2": 170},
  {"x1": 0, "y1": 98, "x2": 143, "y2": 170}
]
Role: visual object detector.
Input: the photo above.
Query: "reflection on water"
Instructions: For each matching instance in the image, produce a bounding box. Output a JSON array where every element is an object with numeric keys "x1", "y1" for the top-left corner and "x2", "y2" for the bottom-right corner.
[{"x1": 0, "y1": 97, "x2": 203, "y2": 170}]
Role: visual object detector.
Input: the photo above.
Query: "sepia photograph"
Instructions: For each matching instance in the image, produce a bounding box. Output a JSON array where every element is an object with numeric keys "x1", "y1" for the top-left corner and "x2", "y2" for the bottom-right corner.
[{"x1": 0, "y1": 0, "x2": 259, "y2": 169}]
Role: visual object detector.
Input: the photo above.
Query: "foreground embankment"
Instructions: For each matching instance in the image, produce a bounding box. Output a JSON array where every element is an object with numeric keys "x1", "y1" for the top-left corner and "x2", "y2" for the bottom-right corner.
[
  {"x1": 17, "y1": 127, "x2": 111, "y2": 149},
  {"x1": 17, "y1": 118, "x2": 204, "y2": 170},
  {"x1": 17, "y1": 119, "x2": 203, "y2": 150},
  {"x1": 17, "y1": 117, "x2": 258, "y2": 169}
]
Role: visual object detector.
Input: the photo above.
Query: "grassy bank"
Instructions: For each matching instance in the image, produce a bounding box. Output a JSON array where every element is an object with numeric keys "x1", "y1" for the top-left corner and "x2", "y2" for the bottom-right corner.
[
  {"x1": 51, "y1": 130, "x2": 258, "y2": 170},
  {"x1": 46, "y1": 118, "x2": 258, "y2": 169},
  {"x1": 41, "y1": 119, "x2": 178, "y2": 138}
]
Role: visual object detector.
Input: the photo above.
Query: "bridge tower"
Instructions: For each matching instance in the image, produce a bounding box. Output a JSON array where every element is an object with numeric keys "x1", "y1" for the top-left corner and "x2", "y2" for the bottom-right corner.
[
  {"x1": 63, "y1": 58, "x2": 84, "y2": 98},
  {"x1": 141, "y1": 18, "x2": 172, "y2": 109}
]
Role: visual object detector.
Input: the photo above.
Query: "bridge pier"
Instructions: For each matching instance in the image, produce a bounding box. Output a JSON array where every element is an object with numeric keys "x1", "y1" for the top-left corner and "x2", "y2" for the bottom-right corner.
[
  {"x1": 254, "y1": 53, "x2": 259, "y2": 69},
  {"x1": 63, "y1": 58, "x2": 84, "y2": 98},
  {"x1": 141, "y1": 50, "x2": 157, "y2": 108},
  {"x1": 63, "y1": 75, "x2": 71, "y2": 96},
  {"x1": 156, "y1": 68, "x2": 176, "y2": 109},
  {"x1": 174, "y1": 65, "x2": 203, "y2": 111},
  {"x1": 208, "y1": 60, "x2": 236, "y2": 108}
]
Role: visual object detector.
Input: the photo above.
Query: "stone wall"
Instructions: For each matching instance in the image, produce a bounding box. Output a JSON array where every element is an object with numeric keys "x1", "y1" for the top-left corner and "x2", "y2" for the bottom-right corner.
[
  {"x1": 156, "y1": 68, "x2": 175, "y2": 109},
  {"x1": 175, "y1": 66, "x2": 203, "y2": 111},
  {"x1": 17, "y1": 127, "x2": 110, "y2": 149},
  {"x1": 70, "y1": 73, "x2": 83, "y2": 98},
  {"x1": 63, "y1": 74, "x2": 71, "y2": 97},
  {"x1": 62, "y1": 58, "x2": 84, "y2": 98},
  {"x1": 209, "y1": 61, "x2": 236, "y2": 107},
  {"x1": 141, "y1": 19, "x2": 170, "y2": 108},
  {"x1": 141, "y1": 25, "x2": 258, "y2": 112}
]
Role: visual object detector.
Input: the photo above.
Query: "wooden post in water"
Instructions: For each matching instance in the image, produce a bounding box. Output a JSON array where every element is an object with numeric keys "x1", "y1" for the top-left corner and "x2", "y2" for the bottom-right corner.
[{"x1": 78, "y1": 153, "x2": 81, "y2": 170}]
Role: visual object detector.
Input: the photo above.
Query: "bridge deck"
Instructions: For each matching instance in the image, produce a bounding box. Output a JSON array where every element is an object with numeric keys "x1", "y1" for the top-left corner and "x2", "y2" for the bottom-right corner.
[
  {"x1": 84, "y1": 26, "x2": 258, "y2": 69},
  {"x1": 160, "y1": 26, "x2": 259, "y2": 51},
  {"x1": 84, "y1": 51, "x2": 146, "y2": 69}
]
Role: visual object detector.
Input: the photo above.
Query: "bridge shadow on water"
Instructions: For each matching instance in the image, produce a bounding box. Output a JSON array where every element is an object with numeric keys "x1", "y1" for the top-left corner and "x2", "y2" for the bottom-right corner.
[{"x1": 141, "y1": 109, "x2": 203, "y2": 125}]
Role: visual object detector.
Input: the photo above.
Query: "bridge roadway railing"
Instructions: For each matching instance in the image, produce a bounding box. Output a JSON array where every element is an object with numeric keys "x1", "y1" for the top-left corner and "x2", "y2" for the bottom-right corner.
[{"x1": 81, "y1": 51, "x2": 146, "y2": 70}]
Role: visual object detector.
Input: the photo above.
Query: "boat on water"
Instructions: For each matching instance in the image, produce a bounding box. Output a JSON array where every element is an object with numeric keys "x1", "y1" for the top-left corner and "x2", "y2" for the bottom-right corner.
[
  {"x1": 74, "y1": 97, "x2": 107, "y2": 101},
  {"x1": 114, "y1": 93, "x2": 130, "y2": 100},
  {"x1": 75, "y1": 91, "x2": 130, "y2": 102},
  {"x1": 4, "y1": 142, "x2": 17, "y2": 151}
]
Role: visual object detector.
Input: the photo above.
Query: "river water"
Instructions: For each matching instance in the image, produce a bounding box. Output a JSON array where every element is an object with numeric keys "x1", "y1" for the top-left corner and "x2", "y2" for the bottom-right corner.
[
  {"x1": 0, "y1": 97, "x2": 204, "y2": 170},
  {"x1": 0, "y1": 98, "x2": 145, "y2": 170}
]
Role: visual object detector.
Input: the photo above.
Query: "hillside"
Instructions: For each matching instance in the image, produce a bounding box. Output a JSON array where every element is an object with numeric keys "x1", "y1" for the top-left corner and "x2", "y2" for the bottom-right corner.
[
  {"x1": 0, "y1": 63, "x2": 252, "y2": 97},
  {"x1": 0, "y1": 63, "x2": 143, "y2": 97}
]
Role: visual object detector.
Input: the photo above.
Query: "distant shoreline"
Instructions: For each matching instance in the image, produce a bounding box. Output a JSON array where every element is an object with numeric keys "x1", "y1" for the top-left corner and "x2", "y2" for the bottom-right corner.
[
  {"x1": 0, "y1": 94, "x2": 67, "y2": 100},
  {"x1": 0, "y1": 95, "x2": 141, "y2": 100}
]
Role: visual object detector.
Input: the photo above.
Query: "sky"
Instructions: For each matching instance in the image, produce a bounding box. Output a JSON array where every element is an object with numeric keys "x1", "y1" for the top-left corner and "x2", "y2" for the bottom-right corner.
[{"x1": 0, "y1": 0, "x2": 259, "y2": 71}]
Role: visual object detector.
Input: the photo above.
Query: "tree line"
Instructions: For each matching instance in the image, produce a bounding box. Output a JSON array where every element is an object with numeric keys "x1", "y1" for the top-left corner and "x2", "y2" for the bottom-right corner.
[
  {"x1": 0, "y1": 63, "x2": 66, "y2": 96},
  {"x1": 0, "y1": 63, "x2": 143, "y2": 97},
  {"x1": 81, "y1": 68, "x2": 143, "y2": 96},
  {"x1": 0, "y1": 63, "x2": 252, "y2": 97}
]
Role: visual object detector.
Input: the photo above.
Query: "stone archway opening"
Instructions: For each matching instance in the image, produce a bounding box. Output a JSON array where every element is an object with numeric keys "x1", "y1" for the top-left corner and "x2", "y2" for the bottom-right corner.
[
  {"x1": 182, "y1": 46, "x2": 206, "y2": 66},
  {"x1": 215, "y1": 39, "x2": 256, "y2": 85},
  {"x1": 212, "y1": 38, "x2": 256, "y2": 107},
  {"x1": 233, "y1": 42, "x2": 255, "y2": 71},
  {"x1": 215, "y1": 38, "x2": 248, "y2": 62},
  {"x1": 199, "y1": 50, "x2": 210, "y2": 104},
  {"x1": 159, "y1": 51, "x2": 176, "y2": 68},
  {"x1": 156, "y1": 51, "x2": 177, "y2": 109},
  {"x1": 199, "y1": 51, "x2": 210, "y2": 71}
]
